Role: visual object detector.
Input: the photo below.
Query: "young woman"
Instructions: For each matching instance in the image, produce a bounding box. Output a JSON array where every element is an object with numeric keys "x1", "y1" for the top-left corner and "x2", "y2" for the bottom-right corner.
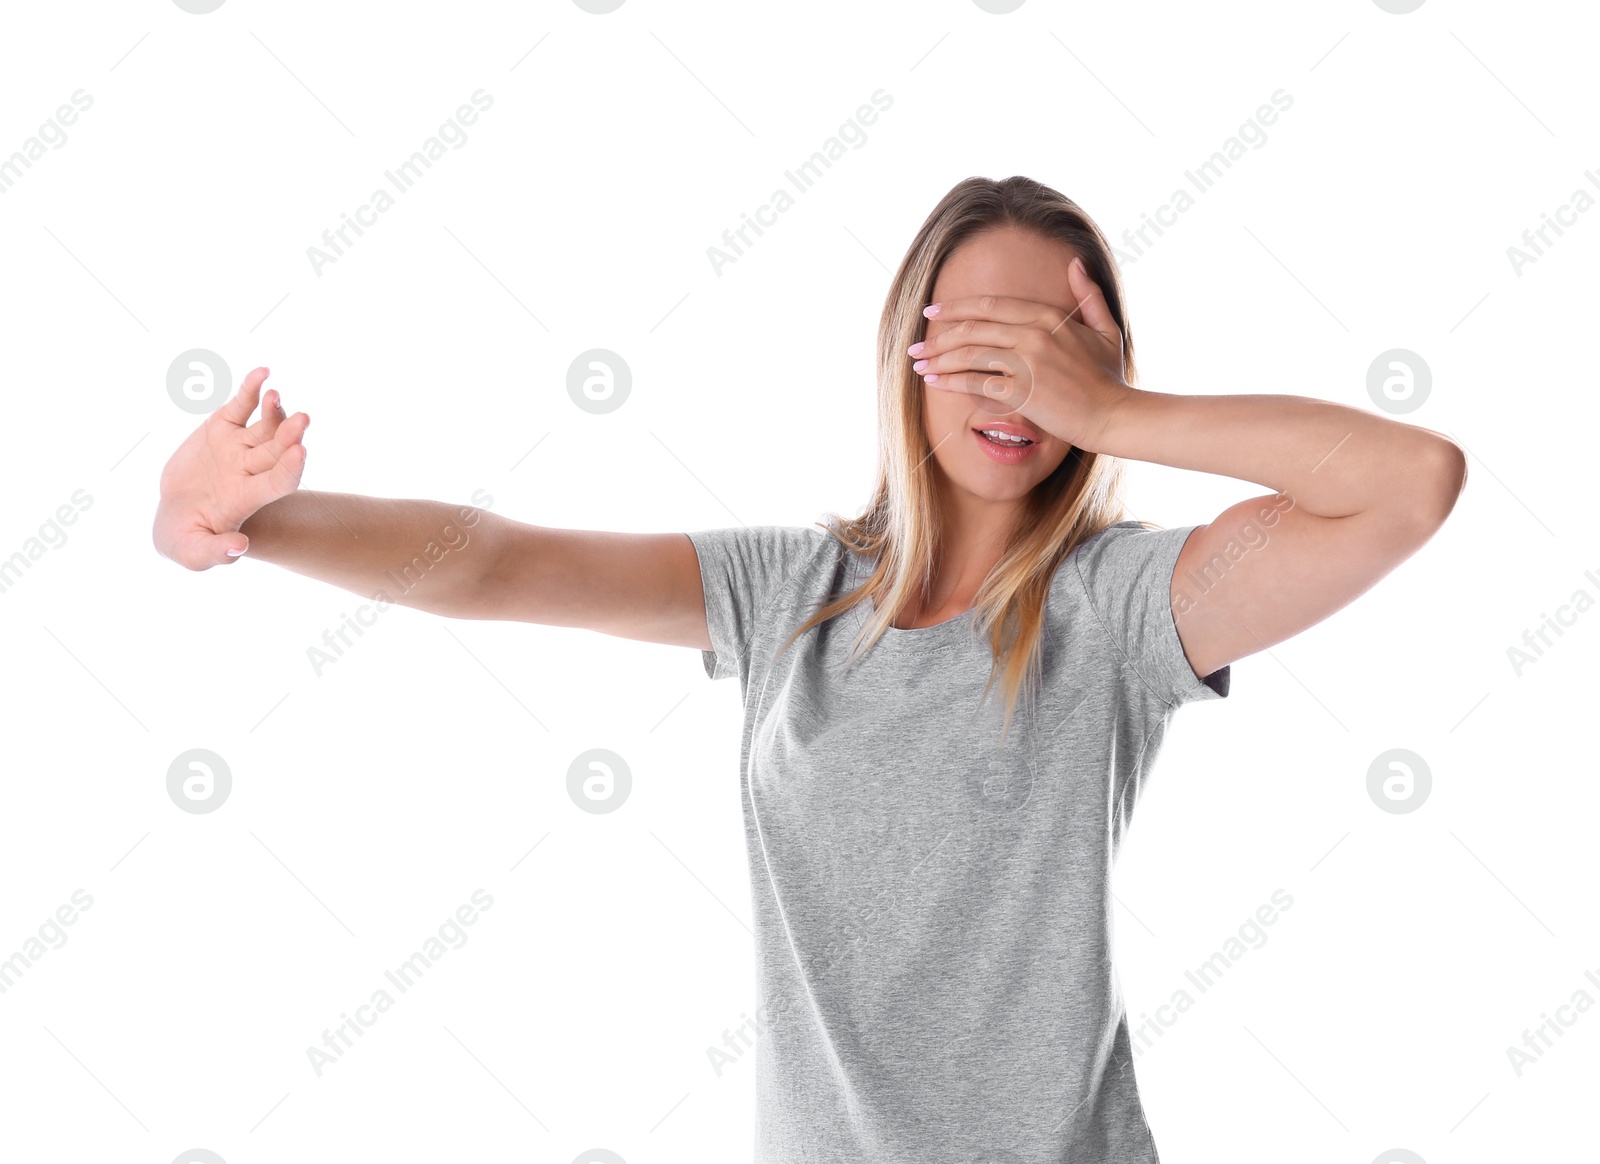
[{"x1": 153, "y1": 176, "x2": 1466, "y2": 1162}]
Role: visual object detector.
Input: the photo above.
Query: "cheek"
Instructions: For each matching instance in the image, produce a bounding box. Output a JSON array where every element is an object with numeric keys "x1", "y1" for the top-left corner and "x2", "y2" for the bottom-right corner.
[
  {"x1": 1039, "y1": 441, "x2": 1076, "y2": 478},
  {"x1": 922, "y1": 386, "x2": 968, "y2": 442}
]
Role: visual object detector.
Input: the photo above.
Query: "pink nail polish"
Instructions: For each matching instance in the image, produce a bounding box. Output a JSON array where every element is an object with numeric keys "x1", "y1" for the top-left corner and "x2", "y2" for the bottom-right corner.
[{"x1": 923, "y1": 304, "x2": 940, "y2": 318}]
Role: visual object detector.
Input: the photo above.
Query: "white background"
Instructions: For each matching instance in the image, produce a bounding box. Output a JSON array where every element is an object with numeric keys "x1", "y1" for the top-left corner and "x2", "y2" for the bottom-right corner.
[{"x1": 0, "y1": 1, "x2": 1595, "y2": 1161}]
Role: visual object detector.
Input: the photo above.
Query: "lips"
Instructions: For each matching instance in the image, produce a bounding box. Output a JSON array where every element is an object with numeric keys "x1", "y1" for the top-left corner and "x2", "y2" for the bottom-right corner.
[{"x1": 972, "y1": 425, "x2": 1040, "y2": 464}]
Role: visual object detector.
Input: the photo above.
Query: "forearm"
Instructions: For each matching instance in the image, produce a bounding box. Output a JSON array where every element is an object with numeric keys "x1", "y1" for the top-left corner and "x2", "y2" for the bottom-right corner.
[
  {"x1": 238, "y1": 491, "x2": 497, "y2": 617},
  {"x1": 1096, "y1": 391, "x2": 1466, "y2": 525}
]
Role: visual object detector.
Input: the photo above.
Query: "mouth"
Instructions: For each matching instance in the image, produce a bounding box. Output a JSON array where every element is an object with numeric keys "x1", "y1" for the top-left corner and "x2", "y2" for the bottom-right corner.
[{"x1": 972, "y1": 425, "x2": 1039, "y2": 463}]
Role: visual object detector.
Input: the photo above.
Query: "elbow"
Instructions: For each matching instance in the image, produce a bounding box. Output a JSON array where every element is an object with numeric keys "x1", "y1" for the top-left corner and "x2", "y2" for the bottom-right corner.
[{"x1": 1404, "y1": 435, "x2": 1467, "y2": 534}]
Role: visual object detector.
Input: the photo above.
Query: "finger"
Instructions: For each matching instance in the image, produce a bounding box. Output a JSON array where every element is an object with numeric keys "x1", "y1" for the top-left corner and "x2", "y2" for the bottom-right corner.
[
  {"x1": 245, "y1": 438, "x2": 307, "y2": 508},
  {"x1": 244, "y1": 411, "x2": 309, "y2": 476},
  {"x1": 916, "y1": 343, "x2": 1031, "y2": 379},
  {"x1": 912, "y1": 319, "x2": 1025, "y2": 360},
  {"x1": 245, "y1": 385, "x2": 289, "y2": 445},
  {"x1": 217, "y1": 367, "x2": 270, "y2": 427},
  {"x1": 1067, "y1": 258, "x2": 1119, "y2": 338},
  {"x1": 925, "y1": 295, "x2": 1065, "y2": 330},
  {"x1": 923, "y1": 367, "x2": 1032, "y2": 416}
]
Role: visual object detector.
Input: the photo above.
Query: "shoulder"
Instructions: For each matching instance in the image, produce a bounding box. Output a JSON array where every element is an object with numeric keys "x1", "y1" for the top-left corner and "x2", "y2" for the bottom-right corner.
[
  {"x1": 1056, "y1": 518, "x2": 1229, "y2": 704},
  {"x1": 1067, "y1": 520, "x2": 1197, "y2": 596},
  {"x1": 1051, "y1": 518, "x2": 1194, "y2": 645},
  {"x1": 687, "y1": 522, "x2": 844, "y2": 683},
  {"x1": 687, "y1": 523, "x2": 835, "y2": 570},
  {"x1": 686, "y1": 521, "x2": 843, "y2": 605}
]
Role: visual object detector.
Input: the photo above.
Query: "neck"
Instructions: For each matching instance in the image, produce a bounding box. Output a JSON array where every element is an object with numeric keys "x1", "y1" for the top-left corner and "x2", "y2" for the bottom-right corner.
[{"x1": 918, "y1": 478, "x2": 1025, "y2": 614}]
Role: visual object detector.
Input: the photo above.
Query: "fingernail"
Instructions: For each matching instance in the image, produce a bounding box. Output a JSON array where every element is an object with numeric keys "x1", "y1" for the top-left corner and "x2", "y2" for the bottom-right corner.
[
  {"x1": 923, "y1": 304, "x2": 941, "y2": 318},
  {"x1": 912, "y1": 359, "x2": 929, "y2": 372},
  {"x1": 924, "y1": 373, "x2": 940, "y2": 383},
  {"x1": 907, "y1": 342, "x2": 925, "y2": 356},
  {"x1": 227, "y1": 546, "x2": 248, "y2": 557}
]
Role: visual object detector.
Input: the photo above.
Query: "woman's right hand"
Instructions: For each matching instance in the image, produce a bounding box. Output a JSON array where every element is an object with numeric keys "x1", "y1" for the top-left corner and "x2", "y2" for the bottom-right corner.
[{"x1": 152, "y1": 366, "x2": 310, "y2": 569}]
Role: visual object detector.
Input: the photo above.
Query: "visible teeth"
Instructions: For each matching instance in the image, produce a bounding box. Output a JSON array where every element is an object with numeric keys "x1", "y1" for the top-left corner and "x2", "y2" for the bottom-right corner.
[{"x1": 980, "y1": 430, "x2": 1031, "y2": 445}]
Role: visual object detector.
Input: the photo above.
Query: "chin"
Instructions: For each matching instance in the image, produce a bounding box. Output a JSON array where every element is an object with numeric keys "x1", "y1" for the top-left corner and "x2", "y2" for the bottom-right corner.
[
  {"x1": 944, "y1": 463, "x2": 1055, "y2": 502},
  {"x1": 977, "y1": 477, "x2": 1049, "y2": 502}
]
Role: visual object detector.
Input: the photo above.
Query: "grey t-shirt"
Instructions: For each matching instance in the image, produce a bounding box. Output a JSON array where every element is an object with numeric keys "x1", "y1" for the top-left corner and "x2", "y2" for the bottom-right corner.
[{"x1": 688, "y1": 519, "x2": 1229, "y2": 1163}]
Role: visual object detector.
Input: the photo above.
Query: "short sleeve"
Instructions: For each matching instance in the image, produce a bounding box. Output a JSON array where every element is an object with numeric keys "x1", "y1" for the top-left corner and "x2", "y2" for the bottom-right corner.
[
  {"x1": 685, "y1": 526, "x2": 821, "y2": 682},
  {"x1": 1073, "y1": 521, "x2": 1230, "y2": 708}
]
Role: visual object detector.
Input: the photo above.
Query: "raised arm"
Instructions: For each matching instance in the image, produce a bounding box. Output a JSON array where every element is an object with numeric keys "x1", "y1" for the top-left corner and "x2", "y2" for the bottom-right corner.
[
  {"x1": 153, "y1": 368, "x2": 711, "y2": 650},
  {"x1": 1096, "y1": 390, "x2": 1465, "y2": 679},
  {"x1": 906, "y1": 262, "x2": 1467, "y2": 682}
]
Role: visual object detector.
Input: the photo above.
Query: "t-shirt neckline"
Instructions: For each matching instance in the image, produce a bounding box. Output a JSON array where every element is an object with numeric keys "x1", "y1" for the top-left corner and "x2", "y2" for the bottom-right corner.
[
  {"x1": 837, "y1": 521, "x2": 1136, "y2": 658},
  {"x1": 845, "y1": 550, "x2": 982, "y2": 655}
]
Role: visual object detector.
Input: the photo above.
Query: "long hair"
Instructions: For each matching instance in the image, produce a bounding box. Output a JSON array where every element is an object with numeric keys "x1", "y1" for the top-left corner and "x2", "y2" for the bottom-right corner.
[{"x1": 781, "y1": 175, "x2": 1141, "y2": 739}]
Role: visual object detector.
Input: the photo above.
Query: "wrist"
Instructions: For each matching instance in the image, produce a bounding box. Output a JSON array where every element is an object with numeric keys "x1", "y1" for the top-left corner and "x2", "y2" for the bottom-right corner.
[{"x1": 1077, "y1": 382, "x2": 1141, "y2": 454}]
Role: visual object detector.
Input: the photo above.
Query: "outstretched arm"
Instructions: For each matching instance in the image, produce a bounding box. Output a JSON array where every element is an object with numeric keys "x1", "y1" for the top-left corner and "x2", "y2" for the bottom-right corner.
[{"x1": 154, "y1": 368, "x2": 712, "y2": 650}]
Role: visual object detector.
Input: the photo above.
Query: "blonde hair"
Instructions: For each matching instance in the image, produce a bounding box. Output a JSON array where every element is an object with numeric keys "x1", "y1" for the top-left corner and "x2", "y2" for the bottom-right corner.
[{"x1": 779, "y1": 176, "x2": 1143, "y2": 739}]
